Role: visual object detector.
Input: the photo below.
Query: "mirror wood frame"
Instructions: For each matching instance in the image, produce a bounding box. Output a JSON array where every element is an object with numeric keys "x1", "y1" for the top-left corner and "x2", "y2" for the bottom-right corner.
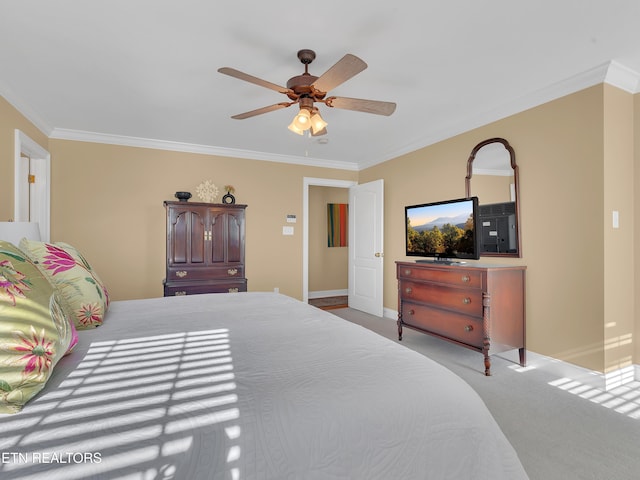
[{"x1": 465, "y1": 137, "x2": 522, "y2": 258}]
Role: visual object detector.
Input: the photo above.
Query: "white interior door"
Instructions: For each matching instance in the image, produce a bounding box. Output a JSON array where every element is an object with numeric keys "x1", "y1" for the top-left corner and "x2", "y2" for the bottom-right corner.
[{"x1": 348, "y1": 179, "x2": 384, "y2": 316}]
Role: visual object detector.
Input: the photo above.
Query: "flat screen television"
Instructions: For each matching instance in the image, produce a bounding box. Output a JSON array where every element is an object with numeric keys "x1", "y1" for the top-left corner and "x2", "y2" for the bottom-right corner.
[{"x1": 405, "y1": 196, "x2": 480, "y2": 262}]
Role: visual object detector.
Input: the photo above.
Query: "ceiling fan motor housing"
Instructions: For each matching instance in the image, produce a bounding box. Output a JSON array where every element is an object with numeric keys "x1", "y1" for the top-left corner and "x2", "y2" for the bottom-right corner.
[
  {"x1": 286, "y1": 74, "x2": 322, "y2": 100},
  {"x1": 285, "y1": 49, "x2": 327, "y2": 101},
  {"x1": 297, "y1": 49, "x2": 316, "y2": 64}
]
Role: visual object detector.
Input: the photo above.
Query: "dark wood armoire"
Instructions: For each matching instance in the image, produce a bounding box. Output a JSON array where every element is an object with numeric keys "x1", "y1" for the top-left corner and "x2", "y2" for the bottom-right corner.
[{"x1": 163, "y1": 201, "x2": 247, "y2": 296}]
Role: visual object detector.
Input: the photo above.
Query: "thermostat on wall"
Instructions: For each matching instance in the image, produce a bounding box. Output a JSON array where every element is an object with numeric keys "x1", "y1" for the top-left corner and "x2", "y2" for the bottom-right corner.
[{"x1": 286, "y1": 214, "x2": 297, "y2": 223}]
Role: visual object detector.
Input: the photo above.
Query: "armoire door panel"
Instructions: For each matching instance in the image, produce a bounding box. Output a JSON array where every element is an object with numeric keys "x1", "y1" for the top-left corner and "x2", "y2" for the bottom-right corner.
[
  {"x1": 209, "y1": 211, "x2": 226, "y2": 263},
  {"x1": 226, "y1": 213, "x2": 243, "y2": 263},
  {"x1": 170, "y1": 211, "x2": 188, "y2": 264},
  {"x1": 189, "y1": 210, "x2": 206, "y2": 264}
]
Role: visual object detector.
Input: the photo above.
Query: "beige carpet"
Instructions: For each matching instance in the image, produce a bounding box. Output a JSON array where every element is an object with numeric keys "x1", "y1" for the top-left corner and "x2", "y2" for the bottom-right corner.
[{"x1": 330, "y1": 307, "x2": 640, "y2": 480}]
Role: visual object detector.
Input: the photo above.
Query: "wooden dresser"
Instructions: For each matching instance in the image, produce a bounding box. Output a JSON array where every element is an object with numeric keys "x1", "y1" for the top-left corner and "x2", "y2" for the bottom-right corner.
[
  {"x1": 163, "y1": 201, "x2": 247, "y2": 296},
  {"x1": 396, "y1": 261, "x2": 526, "y2": 375}
]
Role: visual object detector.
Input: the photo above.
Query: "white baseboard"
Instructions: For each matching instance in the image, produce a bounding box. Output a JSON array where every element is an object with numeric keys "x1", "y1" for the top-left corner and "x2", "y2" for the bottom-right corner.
[
  {"x1": 383, "y1": 307, "x2": 397, "y2": 321},
  {"x1": 308, "y1": 289, "x2": 348, "y2": 299},
  {"x1": 381, "y1": 307, "x2": 639, "y2": 391}
]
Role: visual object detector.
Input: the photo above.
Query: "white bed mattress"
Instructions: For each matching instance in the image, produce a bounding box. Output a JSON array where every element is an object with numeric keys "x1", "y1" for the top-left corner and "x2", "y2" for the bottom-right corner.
[{"x1": 0, "y1": 292, "x2": 527, "y2": 479}]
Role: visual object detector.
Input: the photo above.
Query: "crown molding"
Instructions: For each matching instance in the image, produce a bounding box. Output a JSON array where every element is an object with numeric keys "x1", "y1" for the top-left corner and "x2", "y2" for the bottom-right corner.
[
  {"x1": 360, "y1": 61, "x2": 640, "y2": 170},
  {"x1": 49, "y1": 128, "x2": 359, "y2": 171},
  {"x1": 0, "y1": 80, "x2": 53, "y2": 137},
  {"x1": 604, "y1": 60, "x2": 640, "y2": 93}
]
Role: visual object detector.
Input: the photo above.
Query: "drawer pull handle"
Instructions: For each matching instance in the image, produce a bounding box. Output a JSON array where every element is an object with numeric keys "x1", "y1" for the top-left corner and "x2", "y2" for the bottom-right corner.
[
  {"x1": 408, "y1": 309, "x2": 415, "y2": 315},
  {"x1": 176, "y1": 271, "x2": 188, "y2": 278},
  {"x1": 461, "y1": 275, "x2": 470, "y2": 283},
  {"x1": 462, "y1": 297, "x2": 471, "y2": 305},
  {"x1": 405, "y1": 287, "x2": 412, "y2": 294},
  {"x1": 404, "y1": 269, "x2": 412, "y2": 276},
  {"x1": 227, "y1": 268, "x2": 238, "y2": 276},
  {"x1": 464, "y1": 325, "x2": 474, "y2": 332},
  {"x1": 228, "y1": 287, "x2": 239, "y2": 293},
  {"x1": 174, "y1": 291, "x2": 187, "y2": 296}
]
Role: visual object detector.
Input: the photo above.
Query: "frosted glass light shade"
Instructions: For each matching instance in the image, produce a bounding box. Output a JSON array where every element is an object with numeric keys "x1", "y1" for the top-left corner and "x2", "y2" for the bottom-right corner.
[
  {"x1": 292, "y1": 109, "x2": 311, "y2": 130},
  {"x1": 288, "y1": 121, "x2": 304, "y2": 135},
  {"x1": 310, "y1": 111, "x2": 328, "y2": 135}
]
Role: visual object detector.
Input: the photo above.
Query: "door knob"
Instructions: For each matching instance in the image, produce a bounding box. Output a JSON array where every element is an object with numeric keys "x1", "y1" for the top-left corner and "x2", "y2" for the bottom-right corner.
[{"x1": 375, "y1": 252, "x2": 384, "y2": 257}]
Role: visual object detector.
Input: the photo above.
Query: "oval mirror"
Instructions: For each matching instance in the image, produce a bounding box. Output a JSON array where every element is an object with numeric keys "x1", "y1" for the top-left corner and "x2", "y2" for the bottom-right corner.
[{"x1": 465, "y1": 138, "x2": 521, "y2": 257}]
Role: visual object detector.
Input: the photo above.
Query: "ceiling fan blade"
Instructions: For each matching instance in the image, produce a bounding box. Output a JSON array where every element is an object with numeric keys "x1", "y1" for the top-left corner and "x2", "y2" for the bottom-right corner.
[
  {"x1": 218, "y1": 67, "x2": 293, "y2": 95},
  {"x1": 325, "y1": 96, "x2": 396, "y2": 116},
  {"x1": 231, "y1": 102, "x2": 293, "y2": 120},
  {"x1": 312, "y1": 54, "x2": 367, "y2": 93}
]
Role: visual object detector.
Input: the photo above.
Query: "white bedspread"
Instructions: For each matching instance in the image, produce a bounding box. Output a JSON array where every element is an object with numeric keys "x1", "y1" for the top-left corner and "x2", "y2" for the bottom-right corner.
[{"x1": 0, "y1": 292, "x2": 527, "y2": 479}]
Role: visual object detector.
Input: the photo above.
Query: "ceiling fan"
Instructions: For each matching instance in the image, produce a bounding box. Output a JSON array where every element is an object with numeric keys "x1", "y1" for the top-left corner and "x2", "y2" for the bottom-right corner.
[{"x1": 218, "y1": 49, "x2": 396, "y2": 136}]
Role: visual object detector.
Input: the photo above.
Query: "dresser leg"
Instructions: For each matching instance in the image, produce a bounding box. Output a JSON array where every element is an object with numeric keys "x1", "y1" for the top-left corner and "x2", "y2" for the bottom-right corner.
[
  {"x1": 484, "y1": 352, "x2": 492, "y2": 376},
  {"x1": 482, "y1": 291, "x2": 492, "y2": 375},
  {"x1": 397, "y1": 320, "x2": 403, "y2": 341},
  {"x1": 519, "y1": 347, "x2": 526, "y2": 367}
]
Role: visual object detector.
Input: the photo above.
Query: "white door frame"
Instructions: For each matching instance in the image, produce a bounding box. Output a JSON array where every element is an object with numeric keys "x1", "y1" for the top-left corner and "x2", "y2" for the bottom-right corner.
[
  {"x1": 14, "y1": 130, "x2": 51, "y2": 242},
  {"x1": 302, "y1": 177, "x2": 357, "y2": 303}
]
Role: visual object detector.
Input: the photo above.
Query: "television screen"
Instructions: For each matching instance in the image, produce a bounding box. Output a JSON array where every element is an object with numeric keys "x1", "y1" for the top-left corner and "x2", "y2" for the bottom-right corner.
[{"x1": 405, "y1": 197, "x2": 479, "y2": 261}]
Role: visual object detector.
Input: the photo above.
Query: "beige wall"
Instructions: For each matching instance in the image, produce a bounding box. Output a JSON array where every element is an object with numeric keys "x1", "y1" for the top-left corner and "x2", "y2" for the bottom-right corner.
[
  {"x1": 0, "y1": 84, "x2": 637, "y2": 374},
  {"x1": 602, "y1": 85, "x2": 635, "y2": 375},
  {"x1": 309, "y1": 186, "x2": 349, "y2": 293},
  {"x1": 360, "y1": 85, "x2": 615, "y2": 372},
  {"x1": 46, "y1": 139, "x2": 357, "y2": 301},
  {"x1": 635, "y1": 92, "x2": 640, "y2": 367}
]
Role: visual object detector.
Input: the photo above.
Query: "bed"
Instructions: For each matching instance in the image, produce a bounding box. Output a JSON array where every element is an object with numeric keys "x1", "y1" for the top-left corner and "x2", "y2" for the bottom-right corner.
[{"x1": 0, "y1": 290, "x2": 527, "y2": 479}]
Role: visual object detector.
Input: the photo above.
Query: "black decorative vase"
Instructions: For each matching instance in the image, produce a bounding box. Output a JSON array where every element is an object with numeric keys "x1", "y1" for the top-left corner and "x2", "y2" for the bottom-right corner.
[
  {"x1": 175, "y1": 191, "x2": 192, "y2": 202},
  {"x1": 222, "y1": 192, "x2": 236, "y2": 204}
]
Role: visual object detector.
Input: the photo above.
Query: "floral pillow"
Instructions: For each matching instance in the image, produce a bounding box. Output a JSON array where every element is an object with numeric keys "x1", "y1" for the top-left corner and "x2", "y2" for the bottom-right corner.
[
  {"x1": 0, "y1": 241, "x2": 75, "y2": 414},
  {"x1": 19, "y1": 239, "x2": 110, "y2": 330}
]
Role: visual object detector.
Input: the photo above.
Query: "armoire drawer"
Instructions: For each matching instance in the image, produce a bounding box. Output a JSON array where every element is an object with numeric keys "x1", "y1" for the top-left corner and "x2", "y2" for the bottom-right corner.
[
  {"x1": 167, "y1": 265, "x2": 245, "y2": 281},
  {"x1": 397, "y1": 266, "x2": 483, "y2": 289},
  {"x1": 401, "y1": 302, "x2": 483, "y2": 348},
  {"x1": 399, "y1": 280, "x2": 483, "y2": 316},
  {"x1": 164, "y1": 279, "x2": 247, "y2": 296}
]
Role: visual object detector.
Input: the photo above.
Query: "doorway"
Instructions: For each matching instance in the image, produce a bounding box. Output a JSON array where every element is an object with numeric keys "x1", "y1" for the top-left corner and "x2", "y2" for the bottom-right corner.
[
  {"x1": 14, "y1": 130, "x2": 51, "y2": 242},
  {"x1": 302, "y1": 178, "x2": 356, "y2": 303},
  {"x1": 308, "y1": 185, "x2": 350, "y2": 304},
  {"x1": 302, "y1": 177, "x2": 384, "y2": 317}
]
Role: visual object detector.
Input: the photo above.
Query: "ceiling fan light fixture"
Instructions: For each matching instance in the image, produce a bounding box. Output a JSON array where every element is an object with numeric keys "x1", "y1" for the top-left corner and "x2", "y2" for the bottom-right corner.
[
  {"x1": 288, "y1": 120, "x2": 305, "y2": 135},
  {"x1": 310, "y1": 110, "x2": 328, "y2": 135},
  {"x1": 292, "y1": 108, "x2": 311, "y2": 130}
]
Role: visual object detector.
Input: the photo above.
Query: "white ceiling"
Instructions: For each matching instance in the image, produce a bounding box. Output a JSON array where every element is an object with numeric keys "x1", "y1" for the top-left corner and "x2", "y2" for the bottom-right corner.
[{"x1": 2, "y1": 1, "x2": 640, "y2": 171}]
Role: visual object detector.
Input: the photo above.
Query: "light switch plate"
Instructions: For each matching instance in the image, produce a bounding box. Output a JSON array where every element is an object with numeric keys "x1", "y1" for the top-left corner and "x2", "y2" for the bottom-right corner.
[{"x1": 283, "y1": 226, "x2": 294, "y2": 235}]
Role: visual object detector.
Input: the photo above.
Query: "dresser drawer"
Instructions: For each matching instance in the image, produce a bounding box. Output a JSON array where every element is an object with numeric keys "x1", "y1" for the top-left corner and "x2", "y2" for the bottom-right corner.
[
  {"x1": 399, "y1": 280, "x2": 483, "y2": 316},
  {"x1": 167, "y1": 265, "x2": 245, "y2": 281},
  {"x1": 397, "y1": 265, "x2": 482, "y2": 289},
  {"x1": 401, "y1": 302, "x2": 483, "y2": 348},
  {"x1": 164, "y1": 279, "x2": 247, "y2": 296}
]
